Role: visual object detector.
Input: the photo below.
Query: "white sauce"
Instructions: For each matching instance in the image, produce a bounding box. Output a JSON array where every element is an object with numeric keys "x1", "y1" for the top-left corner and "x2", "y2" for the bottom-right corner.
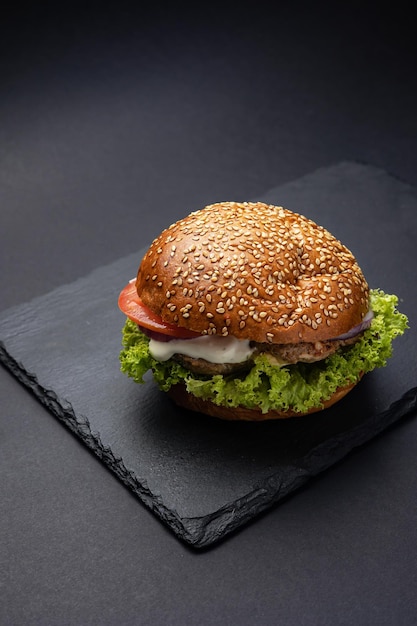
[{"x1": 149, "y1": 334, "x2": 255, "y2": 364}]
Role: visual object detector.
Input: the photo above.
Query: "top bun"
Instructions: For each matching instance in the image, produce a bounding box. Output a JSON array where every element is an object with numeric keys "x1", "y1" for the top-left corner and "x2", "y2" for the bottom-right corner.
[{"x1": 136, "y1": 202, "x2": 369, "y2": 344}]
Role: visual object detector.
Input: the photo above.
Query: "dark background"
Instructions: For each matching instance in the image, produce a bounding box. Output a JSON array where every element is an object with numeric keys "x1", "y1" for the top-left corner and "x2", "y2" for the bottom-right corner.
[{"x1": 1, "y1": 3, "x2": 416, "y2": 624}]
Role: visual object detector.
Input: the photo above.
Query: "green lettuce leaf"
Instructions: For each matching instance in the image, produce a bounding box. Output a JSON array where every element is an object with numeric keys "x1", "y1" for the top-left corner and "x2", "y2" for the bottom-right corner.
[{"x1": 119, "y1": 289, "x2": 408, "y2": 414}]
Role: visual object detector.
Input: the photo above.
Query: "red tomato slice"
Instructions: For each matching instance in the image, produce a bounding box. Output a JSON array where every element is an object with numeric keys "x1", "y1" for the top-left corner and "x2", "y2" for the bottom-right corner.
[{"x1": 118, "y1": 280, "x2": 200, "y2": 339}]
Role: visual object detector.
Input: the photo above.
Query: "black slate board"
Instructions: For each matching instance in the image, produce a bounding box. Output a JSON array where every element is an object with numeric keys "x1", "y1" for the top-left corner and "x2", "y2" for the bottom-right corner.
[{"x1": 1, "y1": 162, "x2": 416, "y2": 548}]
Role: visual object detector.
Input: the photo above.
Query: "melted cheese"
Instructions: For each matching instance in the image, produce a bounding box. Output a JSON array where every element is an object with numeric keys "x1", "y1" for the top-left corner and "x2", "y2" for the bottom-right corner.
[{"x1": 149, "y1": 334, "x2": 255, "y2": 364}]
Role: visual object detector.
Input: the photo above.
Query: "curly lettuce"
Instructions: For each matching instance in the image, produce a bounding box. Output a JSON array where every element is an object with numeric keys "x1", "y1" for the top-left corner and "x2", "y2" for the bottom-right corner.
[{"x1": 119, "y1": 289, "x2": 408, "y2": 414}]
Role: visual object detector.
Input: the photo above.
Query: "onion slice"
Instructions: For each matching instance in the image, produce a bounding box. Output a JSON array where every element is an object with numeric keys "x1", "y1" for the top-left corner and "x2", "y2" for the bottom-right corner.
[
  {"x1": 140, "y1": 326, "x2": 182, "y2": 343},
  {"x1": 330, "y1": 310, "x2": 374, "y2": 341}
]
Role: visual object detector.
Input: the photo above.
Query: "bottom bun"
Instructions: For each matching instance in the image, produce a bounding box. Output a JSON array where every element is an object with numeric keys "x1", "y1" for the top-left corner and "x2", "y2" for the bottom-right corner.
[{"x1": 167, "y1": 380, "x2": 359, "y2": 421}]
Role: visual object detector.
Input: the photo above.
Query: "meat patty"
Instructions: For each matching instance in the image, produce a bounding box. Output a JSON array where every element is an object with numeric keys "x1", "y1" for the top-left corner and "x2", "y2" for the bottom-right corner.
[
  {"x1": 255, "y1": 335, "x2": 359, "y2": 365},
  {"x1": 173, "y1": 354, "x2": 253, "y2": 376},
  {"x1": 173, "y1": 335, "x2": 361, "y2": 376}
]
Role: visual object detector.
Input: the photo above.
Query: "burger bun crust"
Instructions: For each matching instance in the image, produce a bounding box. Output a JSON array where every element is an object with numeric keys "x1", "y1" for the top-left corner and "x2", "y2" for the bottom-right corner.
[
  {"x1": 167, "y1": 379, "x2": 359, "y2": 421},
  {"x1": 136, "y1": 202, "x2": 369, "y2": 344}
]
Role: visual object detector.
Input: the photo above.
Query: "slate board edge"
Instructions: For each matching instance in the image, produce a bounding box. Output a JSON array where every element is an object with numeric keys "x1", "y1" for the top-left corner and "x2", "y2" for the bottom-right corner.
[
  {"x1": 2, "y1": 340, "x2": 416, "y2": 549},
  {"x1": 0, "y1": 342, "x2": 190, "y2": 543},
  {"x1": 179, "y1": 386, "x2": 417, "y2": 548}
]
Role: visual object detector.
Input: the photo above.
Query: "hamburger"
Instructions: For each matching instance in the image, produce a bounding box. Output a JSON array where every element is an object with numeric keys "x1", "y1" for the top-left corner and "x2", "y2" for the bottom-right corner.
[{"x1": 118, "y1": 202, "x2": 408, "y2": 420}]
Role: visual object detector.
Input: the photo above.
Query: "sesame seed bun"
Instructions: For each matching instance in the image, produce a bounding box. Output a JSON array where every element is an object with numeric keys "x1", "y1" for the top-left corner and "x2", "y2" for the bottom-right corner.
[
  {"x1": 167, "y1": 378, "x2": 359, "y2": 421},
  {"x1": 136, "y1": 202, "x2": 369, "y2": 344}
]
